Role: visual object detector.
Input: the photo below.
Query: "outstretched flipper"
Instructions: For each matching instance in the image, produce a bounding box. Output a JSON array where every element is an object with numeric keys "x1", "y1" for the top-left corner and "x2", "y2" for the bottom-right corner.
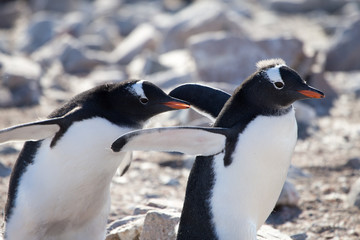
[
  {"x1": 0, "y1": 106, "x2": 86, "y2": 145},
  {"x1": 0, "y1": 118, "x2": 62, "y2": 144},
  {"x1": 169, "y1": 84, "x2": 231, "y2": 121},
  {"x1": 111, "y1": 126, "x2": 228, "y2": 156}
]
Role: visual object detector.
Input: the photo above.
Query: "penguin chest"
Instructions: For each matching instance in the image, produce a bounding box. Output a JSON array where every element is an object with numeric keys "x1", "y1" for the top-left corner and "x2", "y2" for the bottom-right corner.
[
  {"x1": 210, "y1": 109, "x2": 297, "y2": 239},
  {"x1": 7, "y1": 118, "x2": 132, "y2": 238}
]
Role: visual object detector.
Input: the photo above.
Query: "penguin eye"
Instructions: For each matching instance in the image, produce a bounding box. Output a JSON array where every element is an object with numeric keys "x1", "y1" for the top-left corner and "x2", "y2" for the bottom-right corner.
[
  {"x1": 139, "y1": 97, "x2": 149, "y2": 104},
  {"x1": 274, "y1": 82, "x2": 284, "y2": 89}
]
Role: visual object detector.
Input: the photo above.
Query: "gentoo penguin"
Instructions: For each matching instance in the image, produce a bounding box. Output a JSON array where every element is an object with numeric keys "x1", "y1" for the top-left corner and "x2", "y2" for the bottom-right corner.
[
  {"x1": 111, "y1": 59, "x2": 325, "y2": 240},
  {"x1": 0, "y1": 79, "x2": 189, "y2": 240}
]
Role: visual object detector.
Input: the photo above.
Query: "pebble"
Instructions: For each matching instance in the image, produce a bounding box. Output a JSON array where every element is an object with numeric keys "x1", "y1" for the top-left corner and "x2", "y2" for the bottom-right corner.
[
  {"x1": 290, "y1": 233, "x2": 308, "y2": 240},
  {"x1": 188, "y1": 33, "x2": 307, "y2": 84},
  {"x1": 18, "y1": 12, "x2": 56, "y2": 53},
  {"x1": 0, "y1": 1, "x2": 21, "y2": 29},
  {"x1": 0, "y1": 54, "x2": 42, "y2": 107},
  {"x1": 270, "y1": 0, "x2": 347, "y2": 13},
  {"x1": 345, "y1": 157, "x2": 360, "y2": 170},
  {"x1": 0, "y1": 162, "x2": 11, "y2": 178},
  {"x1": 160, "y1": 0, "x2": 242, "y2": 53},
  {"x1": 276, "y1": 181, "x2": 300, "y2": 207},
  {"x1": 30, "y1": 0, "x2": 78, "y2": 12},
  {"x1": 60, "y1": 38, "x2": 108, "y2": 74},
  {"x1": 139, "y1": 209, "x2": 180, "y2": 240},
  {"x1": 348, "y1": 177, "x2": 360, "y2": 209},
  {"x1": 110, "y1": 23, "x2": 159, "y2": 65},
  {"x1": 325, "y1": 17, "x2": 360, "y2": 71}
]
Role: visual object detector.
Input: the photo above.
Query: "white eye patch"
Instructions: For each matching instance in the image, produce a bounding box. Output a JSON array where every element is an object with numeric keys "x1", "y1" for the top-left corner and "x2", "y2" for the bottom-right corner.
[
  {"x1": 128, "y1": 80, "x2": 146, "y2": 98},
  {"x1": 265, "y1": 65, "x2": 285, "y2": 85}
]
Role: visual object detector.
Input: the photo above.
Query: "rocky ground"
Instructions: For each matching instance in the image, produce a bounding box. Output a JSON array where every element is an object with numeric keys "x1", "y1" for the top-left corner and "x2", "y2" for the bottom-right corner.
[{"x1": 0, "y1": 0, "x2": 360, "y2": 239}]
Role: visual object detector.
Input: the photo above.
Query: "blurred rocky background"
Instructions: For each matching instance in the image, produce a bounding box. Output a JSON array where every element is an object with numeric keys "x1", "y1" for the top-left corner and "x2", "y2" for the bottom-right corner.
[{"x1": 0, "y1": 0, "x2": 360, "y2": 239}]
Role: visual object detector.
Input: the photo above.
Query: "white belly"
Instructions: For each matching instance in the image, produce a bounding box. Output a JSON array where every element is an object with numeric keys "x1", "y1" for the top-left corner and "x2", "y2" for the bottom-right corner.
[
  {"x1": 210, "y1": 109, "x2": 297, "y2": 240},
  {"x1": 6, "y1": 117, "x2": 132, "y2": 240}
]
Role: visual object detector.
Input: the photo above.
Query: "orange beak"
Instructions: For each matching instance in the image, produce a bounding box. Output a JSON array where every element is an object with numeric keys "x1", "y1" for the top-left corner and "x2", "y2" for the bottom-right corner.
[
  {"x1": 298, "y1": 90, "x2": 325, "y2": 99},
  {"x1": 162, "y1": 101, "x2": 190, "y2": 109}
]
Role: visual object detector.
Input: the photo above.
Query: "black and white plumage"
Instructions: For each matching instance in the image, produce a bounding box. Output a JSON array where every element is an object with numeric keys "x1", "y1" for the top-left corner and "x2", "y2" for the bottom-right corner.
[
  {"x1": 0, "y1": 80, "x2": 189, "y2": 240},
  {"x1": 111, "y1": 59, "x2": 325, "y2": 240}
]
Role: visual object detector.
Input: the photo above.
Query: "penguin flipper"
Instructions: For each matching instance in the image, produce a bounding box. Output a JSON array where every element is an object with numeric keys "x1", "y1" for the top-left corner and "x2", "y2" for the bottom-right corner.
[
  {"x1": 169, "y1": 84, "x2": 231, "y2": 121},
  {"x1": 0, "y1": 118, "x2": 62, "y2": 144},
  {"x1": 111, "y1": 126, "x2": 228, "y2": 156}
]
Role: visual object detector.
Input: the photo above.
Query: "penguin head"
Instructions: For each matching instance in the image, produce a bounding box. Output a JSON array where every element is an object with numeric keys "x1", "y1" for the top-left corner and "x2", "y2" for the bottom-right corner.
[
  {"x1": 240, "y1": 59, "x2": 324, "y2": 111},
  {"x1": 79, "y1": 79, "x2": 190, "y2": 126}
]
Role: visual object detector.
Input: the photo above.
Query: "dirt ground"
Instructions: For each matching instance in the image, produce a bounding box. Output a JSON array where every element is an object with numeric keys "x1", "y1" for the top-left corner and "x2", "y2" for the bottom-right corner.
[{"x1": 0, "y1": 71, "x2": 360, "y2": 240}]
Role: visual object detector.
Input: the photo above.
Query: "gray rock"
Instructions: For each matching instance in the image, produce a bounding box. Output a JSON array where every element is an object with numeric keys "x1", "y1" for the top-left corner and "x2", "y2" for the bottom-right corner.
[
  {"x1": 80, "y1": 35, "x2": 108, "y2": 51},
  {"x1": 0, "y1": 162, "x2": 11, "y2": 178},
  {"x1": 107, "y1": 215, "x2": 145, "y2": 233},
  {"x1": 348, "y1": 177, "x2": 360, "y2": 209},
  {"x1": 60, "y1": 38, "x2": 108, "y2": 74},
  {"x1": 291, "y1": 233, "x2": 308, "y2": 240},
  {"x1": 60, "y1": 11, "x2": 90, "y2": 38},
  {"x1": 0, "y1": 33, "x2": 11, "y2": 54},
  {"x1": 2, "y1": 55, "x2": 40, "y2": 87},
  {"x1": 325, "y1": 18, "x2": 360, "y2": 71},
  {"x1": 83, "y1": 18, "x2": 120, "y2": 51},
  {"x1": 158, "y1": 50, "x2": 195, "y2": 72},
  {"x1": 106, "y1": 216, "x2": 144, "y2": 240},
  {"x1": 93, "y1": 0, "x2": 123, "y2": 17},
  {"x1": 188, "y1": 33, "x2": 261, "y2": 84},
  {"x1": 160, "y1": 1, "x2": 245, "y2": 53},
  {"x1": 0, "y1": 88, "x2": 13, "y2": 108},
  {"x1": 276, "y1": 181, "x2": 300, "y2": 207},
  {"x1": 115, "y1": 2, "x2": 162, "y2": 37},
  {"x1": 355, "y1": 88, "x2": 360, "y2": 99},
  {"x1": 0, "y1": 54, "x2": 42, "y2": 107},
  {"x1": 256, "y1": 37, "x2": 305, "y2": 71},
  {"x1": 127, "y1": 53, "x2": 170, "y2": 78},
  {"x1": 110, "y1": 23, "x2": 160, "y2": 65},
  {"x1": 345, "y1": 157, "x2": 360, "y2": 170},
  {"x1": 145, "y1": 198, "x2": 183, "y2": 211},
  {"x1": 159, "y1": 174, "x2": 180, "y2": 186},
  {"x1": 188, "y1": 33, "x2": 306, "y2": 84},
  {"x1": 0, "y1": 1, "x2": 21, "y2": 29},
  {"x1": 31, "y1": 34, "x2": 74, "y2": 68},
  {"x1": 139, "y1": 209, "x2": 180, "y2": 240},
  {"x1": 19, "y1": 13, "x2": 56, "y2": 54},
  {"x1": 287, "y1": 165, "x2": 311, "y2": 180},
  {"x1": 270, "y1": 0, "x2": 348, "y2": 13},
  {"x1": 29, "y1": 0, "x2": 79, "y2": 12},
  {"x1": 133, "y1": 205, "x2": 158, "y2": 216},
  {"x1": 0, "y1": 145, "x2": 19, "y2": 155},
  {"x1": 257, "y1": 225, "x2": 292, "y2": 240},
  {"x1": 162, "y1": 0, "x2": 190, "y2": 12}
]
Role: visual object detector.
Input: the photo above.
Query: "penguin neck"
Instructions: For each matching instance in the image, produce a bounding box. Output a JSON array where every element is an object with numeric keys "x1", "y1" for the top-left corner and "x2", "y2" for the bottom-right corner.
[
  {"x1": 49, "y1": 107, "x2": 143, "y2": 148},
  {"x1": 214, "y1": 94, "x2": 292, "y2": 129},
  {"x1": 213, "y1": 94, "x2": 292, "y2": 166}
]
